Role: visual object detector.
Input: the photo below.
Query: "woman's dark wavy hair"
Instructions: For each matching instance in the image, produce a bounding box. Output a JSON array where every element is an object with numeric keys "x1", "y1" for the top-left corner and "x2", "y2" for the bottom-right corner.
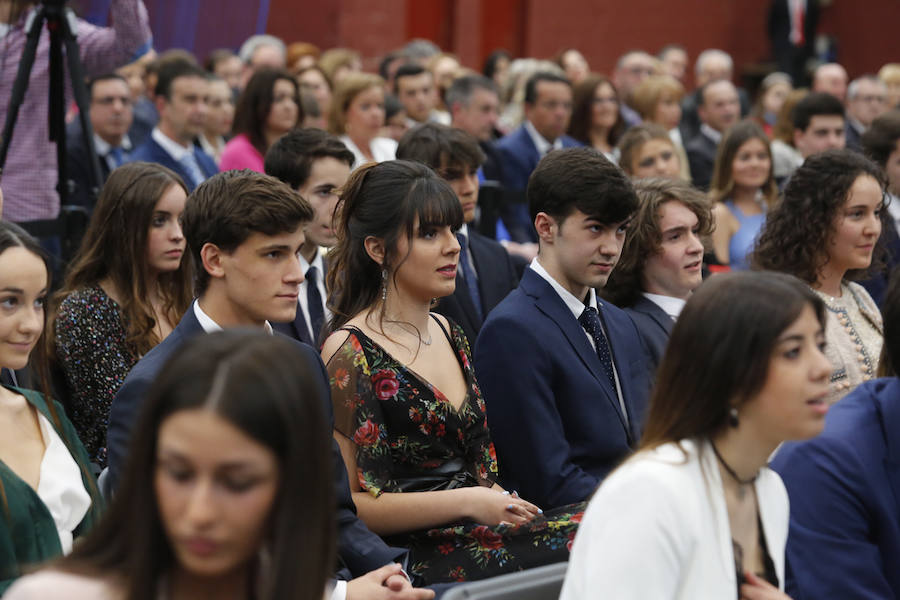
[
  {"x1": 878, "y1": 268, "x2": 900, "y2": 376},
  {"x1": 751, "y1": 149, "x2": 888, "y2": 283},
  {"x1": 326, "y1": 160, "x2": 462, "y2": 336},
  {"x1": 55, "y1": 330, "x2": 334, "y2": 600},
  {"x1": 567, "y1": 75, "x2": 626, "y2": 148},
  {"x1": 639, "y1": 271, "x2": 826, "y2": 450},
  {"x1": 0, "y1": 222, "x2": 103, "y2": 529},
  {"x1": 233, "y1": 67, "x2": 302, "y2": 156},
  {"x1": 51, "y1": 162, "x2": 193, "y2": 357}
]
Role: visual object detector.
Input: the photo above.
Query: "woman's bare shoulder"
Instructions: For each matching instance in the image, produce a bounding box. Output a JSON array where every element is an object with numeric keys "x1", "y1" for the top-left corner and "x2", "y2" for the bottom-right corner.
[{"x1": 4, "y1": 571, "x2": 121, "y2": 600}]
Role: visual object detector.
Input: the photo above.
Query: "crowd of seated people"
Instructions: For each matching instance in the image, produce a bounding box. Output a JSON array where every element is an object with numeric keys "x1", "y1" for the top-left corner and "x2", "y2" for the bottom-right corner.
[{"x1": 1, "y1": 4, "x2": 900, "y2": 597}]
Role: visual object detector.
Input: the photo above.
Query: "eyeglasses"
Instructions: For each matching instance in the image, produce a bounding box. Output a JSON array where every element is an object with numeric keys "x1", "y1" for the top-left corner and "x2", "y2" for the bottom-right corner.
[{"x1": 856, "y1": 95, "x2": 886, "y2": 104}]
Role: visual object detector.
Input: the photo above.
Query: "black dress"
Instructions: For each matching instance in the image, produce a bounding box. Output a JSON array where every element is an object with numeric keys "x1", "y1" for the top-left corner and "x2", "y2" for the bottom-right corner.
[{"x1": 328, "y1": 316, "x2": 585, "y2": 585}]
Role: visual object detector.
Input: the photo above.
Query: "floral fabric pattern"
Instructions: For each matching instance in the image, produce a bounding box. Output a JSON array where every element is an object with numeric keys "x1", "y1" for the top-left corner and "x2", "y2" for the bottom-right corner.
[{"x1": 328, "y1": 317, "x2": 584, "y2": 585}]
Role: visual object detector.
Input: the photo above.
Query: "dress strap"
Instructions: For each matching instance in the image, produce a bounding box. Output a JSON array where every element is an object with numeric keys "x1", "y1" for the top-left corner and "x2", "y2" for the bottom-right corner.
[{"x1": 430, "y1": 313, "x2": 454, "y2": 346}]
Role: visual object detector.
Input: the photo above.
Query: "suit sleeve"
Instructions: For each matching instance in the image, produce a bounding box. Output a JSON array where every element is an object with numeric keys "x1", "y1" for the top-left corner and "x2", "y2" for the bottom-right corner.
[
  {"x1": 302, "y1": 342, "x2": 407, "y2": 577},
  {"x1": 559, "y1": 464, "x2": 688, "y2": 600},
  {"x1": 772, "y1": 439, "x2": 897, "y2": 599},
  {"x1": 475, "y1": 314, "x2": 599, "y2": 506},
  {"x1": 105, "y1": 371, "x2": 151, "y2": 492}
]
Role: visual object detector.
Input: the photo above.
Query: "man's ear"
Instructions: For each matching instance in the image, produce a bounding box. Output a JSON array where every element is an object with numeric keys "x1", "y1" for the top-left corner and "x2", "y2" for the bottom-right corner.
[
  {"x1": 534, "y1": 212, "x2": 556, "y2": 245},
  {"x1": 363, "y1": 236, "x2": 386, "y2": 266},
  {"x1": 154, "y1": 94, "x2": 167, "y2": 118},
  {"x1": 792, "y1": 128, "x2": 803, "y2": 151},
  {"x1": 200, "y1": 242, "x2": 226, "y2": 280}
]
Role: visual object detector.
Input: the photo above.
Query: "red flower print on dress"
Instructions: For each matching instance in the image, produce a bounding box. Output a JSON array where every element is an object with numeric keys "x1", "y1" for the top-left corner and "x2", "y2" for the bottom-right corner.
[
  {"x1": 372, "y1": 369, "x2": 400, "y2": 400},
  {"x1": 471, "y1": 525, "x2": 504, "y2": 550},
  {"x1": 458, "y1": 349, "x2": 471, "y2": 370},
  {"x1": 334, "y1": 367, "x2": 350, "y2": 390},
  {"x1": 438, "y1": 542, "x2": 455, "y2": 555},
  {"x1": 353, "y1": 419, "x2": 380, "y2": 446}
]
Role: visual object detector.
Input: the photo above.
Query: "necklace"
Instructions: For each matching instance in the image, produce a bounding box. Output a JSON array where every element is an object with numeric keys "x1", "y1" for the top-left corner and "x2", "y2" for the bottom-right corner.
[
  {"x1": 386, "y1": 320, "x2": 432, "y2": 345},
  {"x1": 710, "y1": 441, "x2": 759, "y2": 495}
]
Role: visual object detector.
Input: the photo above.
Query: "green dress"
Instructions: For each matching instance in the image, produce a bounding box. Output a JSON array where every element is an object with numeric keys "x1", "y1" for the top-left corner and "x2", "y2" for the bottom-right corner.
[{"x1": 0, "y1": 386, "x2": 103, "y2": 593}]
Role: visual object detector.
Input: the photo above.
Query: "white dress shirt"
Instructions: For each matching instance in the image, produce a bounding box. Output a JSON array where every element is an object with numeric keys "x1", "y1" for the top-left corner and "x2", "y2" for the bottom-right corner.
[
  {"x1": 193, "y1": 300, "x2": 273, "y2": 335},
  {"x1": 643, "y1": 292, "x2": 686, "y2": 321},
  {"x1": 524, "y1": 119, "x2": 563, "y2": 155},
  {"x1": 151, "y1": 126, "x2": 194, "y2": 161}
]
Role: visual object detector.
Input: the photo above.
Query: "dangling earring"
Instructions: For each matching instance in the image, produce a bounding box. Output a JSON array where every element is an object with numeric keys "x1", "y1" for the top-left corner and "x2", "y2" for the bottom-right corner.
[
  {"x1": 381, "y1": 268, "x2": 388, "y2": 302},
  {"x1": 728, "y1": 406, "x2": 740, "y2": 428}
]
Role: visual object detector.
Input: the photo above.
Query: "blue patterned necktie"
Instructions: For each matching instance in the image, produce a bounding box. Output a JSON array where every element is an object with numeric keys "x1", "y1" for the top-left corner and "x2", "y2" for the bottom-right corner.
[
  {"x1": 108, "y1": 146, "x2": 124, "y2": 169},
  {"x1": 179, "y1": 151, "x2": 206, "y2": 187},
  {"x1": 578, "y1": 306, "x2": 616, "y2": 390},
  {"x1": 456, "y1": 232, "x2": 482, "y2": 320},
  {"x1": 305, "y1": 265, "x2": 325, "y2": 344}
]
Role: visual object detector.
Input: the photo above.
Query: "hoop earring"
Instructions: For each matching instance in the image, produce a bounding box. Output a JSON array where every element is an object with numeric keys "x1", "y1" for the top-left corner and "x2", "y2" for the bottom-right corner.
[
  {"x1": 381, "y1": 268, "x2": 388, "y2": 302},
  {"x1": 728, "y1": 407, "x2": 739, "y2": 428}
]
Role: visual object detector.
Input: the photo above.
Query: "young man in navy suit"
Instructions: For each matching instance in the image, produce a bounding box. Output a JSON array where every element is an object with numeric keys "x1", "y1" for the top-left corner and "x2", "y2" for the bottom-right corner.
[
  {"x1": 474, "y1": 147, "x2": 651, "y2": 508},
  {"x1": 129, "y1": 60, "x2": 217, "y2": 191},
  {"x1": 264, "y1": 128, "x2": 354, "y2": 346},
  {"x1": 107, "y1": 170, "x2": 433, "y2": 600},
  {"x1": 603, "y1": 178, "x2": 711, "y2": 376},
  {"x1": 495, "y1": 72, "x2": 581, "y2": 245},
  {"x1": 396, "y1": 123, "x2": 518, "y2": 345}
]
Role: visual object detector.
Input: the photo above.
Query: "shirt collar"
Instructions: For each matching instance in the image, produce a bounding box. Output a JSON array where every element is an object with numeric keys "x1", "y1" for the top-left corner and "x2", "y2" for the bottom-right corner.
[
  {"x1": 152, "y1": 127, "x2": 193, "y2": 161},
  {"x1": 458, "y1": 223, "x2": 469, "y2": 239},
  {"x1": 529, "y1": 257, "x2": 598, "y2": 320},
  {"x1": 524, "y1": 120, "x2": 563, "y2": 155},
  {"x1": 93, "y1": 133, "x2": 131, "y2": 155},
  {"x1": 700, "y1": 123, "x2": 723, "y2": 144},
  {"x1": 642, "y1": 292, "x2": 686, "y2": 320},
  {"x1": 193, "y1": 299, "x2": 273, "y2": 335},
  {"x1": 300, "y1": 248, "x2": 325, "y2": 274}
]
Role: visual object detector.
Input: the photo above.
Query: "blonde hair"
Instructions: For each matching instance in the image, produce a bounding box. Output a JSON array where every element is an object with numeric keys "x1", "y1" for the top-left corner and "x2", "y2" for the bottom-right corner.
[
  {"x1": 328, "y1": 72, "x2": 385, "y2": 135},
  {"x1": 630, "y1": 75, "x2": 685, "y2": 122}
]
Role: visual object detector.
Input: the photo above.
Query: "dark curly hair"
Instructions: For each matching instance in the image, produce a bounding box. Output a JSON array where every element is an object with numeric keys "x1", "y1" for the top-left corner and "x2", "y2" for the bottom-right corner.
[
  {"x1": 603, "y1": 178, "x2": 712, "y2": 307},
  {"x1": 750, "y1": 149, "x2": 887, "y2": 283}
]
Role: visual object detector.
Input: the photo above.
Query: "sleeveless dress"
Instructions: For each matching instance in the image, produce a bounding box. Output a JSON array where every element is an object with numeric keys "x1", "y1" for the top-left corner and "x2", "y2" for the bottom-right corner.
[
  {"x1": 725, "y1": 200, "x2": 766, "y2": 271},
  {"x1": 327, "y1": 316, "x2": 585, "y2": 585}
]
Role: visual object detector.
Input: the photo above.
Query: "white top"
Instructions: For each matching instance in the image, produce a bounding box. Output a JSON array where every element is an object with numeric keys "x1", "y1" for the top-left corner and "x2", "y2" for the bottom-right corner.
[
  {"x1": 193, "y1": 300, "x2": 273, "y2": 335},
  {"x1": 643, "y1": 292, "x2": 686, "y2": 320},
  {"x1": 35, "y1": 413, "x2": 92, "y2": 554},
  {"x1": 339, "y1": 135, "x2": 397, "y2": 170},
  {"x1": 93, "y1": 133, "x2": 132, "y2": 172},
  {"x1": 560, "y1": 439, "x2": 789, "y2": 600}
]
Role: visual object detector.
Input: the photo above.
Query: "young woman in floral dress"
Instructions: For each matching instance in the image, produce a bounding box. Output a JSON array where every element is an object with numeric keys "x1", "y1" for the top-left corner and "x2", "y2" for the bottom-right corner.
[{"x1": 321, "y1": 160, "x2": 584, "y2": 586}]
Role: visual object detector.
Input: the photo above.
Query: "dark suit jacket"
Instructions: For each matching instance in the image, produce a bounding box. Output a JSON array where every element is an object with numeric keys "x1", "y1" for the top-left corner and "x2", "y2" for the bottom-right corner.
[
  {"x1": 272, "y1": 260, "x2": 328, "y2": 347},
  {"x1": 129, "y1": 134, "x2": 217, "y2": 192},
  {"x1": 845, "y1": 121, "x2": 863, "y2": 153},
  {"x1": 771, "y1": 377, "x2": 900, "y2": 599},
  {"x1": 679, "y1": 88, "x2": 751, "y2": 144},
  {"x1": 106, "y1": 306, "x2": 403, "y2": 577},
  {"x1": 494, "y1": 125, "x2": 582, "y2": 243},
  {"x1": 433, "y1": 229, "x2": 518, "y2": 346},
  {"x1": 685, "y1": 130, "x2": 719, "y2": 191},
  {"x1": 65, "y1": 120, "x2": 112, "y2": 211},
  {"x1": 473, "y1": 268, "x2": 650, "y2": 508},
  {"x1": 624, "y1": 296, "x2": 674, "y2": 376},
  {"x1": 768, "y1": 0, "x2": 819, "y2": 85}
]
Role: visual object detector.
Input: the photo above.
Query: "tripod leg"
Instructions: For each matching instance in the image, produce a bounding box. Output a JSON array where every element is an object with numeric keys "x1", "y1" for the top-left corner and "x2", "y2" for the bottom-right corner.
[
  {"x1": 60, "y1": 8, "x2": 104, "y2": 207},
  {"x1": 0, "y1": 8, "x2": 47, "y2": 176}
]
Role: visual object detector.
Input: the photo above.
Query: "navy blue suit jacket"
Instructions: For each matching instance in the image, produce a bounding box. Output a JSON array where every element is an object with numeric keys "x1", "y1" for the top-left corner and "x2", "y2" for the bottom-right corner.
[
  {"x1": 433, "y1": 229, "x2": 518, "y2": 346},
  {"x1": 494, "y1": 126, "x2": 582, "y2": 243},
  {"x1": 129, "y1": 135, "x2": 217, "y2": 192},
  {"x1": 473, "y1": 268, "x2": 650, "y2": 508},
  {"x1": 624, "y1": 296, "x2": 674, "y2": 376},
  {"x1": 771, "y1": 378, "x2": 900, "y2": 598},
  {"x1": 106, "y1": 306, "x2": 403, "y2": 578},
  {"x1": 685, "y1": 130, "x2": 718, "y2": 191}
]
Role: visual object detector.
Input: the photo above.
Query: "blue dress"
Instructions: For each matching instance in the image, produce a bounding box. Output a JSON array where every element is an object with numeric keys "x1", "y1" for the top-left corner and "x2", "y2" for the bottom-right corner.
[{"x1": 725, "y1": 200, "x2": 766, "y2": 270}]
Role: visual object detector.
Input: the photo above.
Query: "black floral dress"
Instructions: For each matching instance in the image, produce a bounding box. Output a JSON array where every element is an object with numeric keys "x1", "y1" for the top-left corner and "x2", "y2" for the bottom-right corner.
[{"x1": 328, "y1": 316, "x2": 585, "y2": 586}]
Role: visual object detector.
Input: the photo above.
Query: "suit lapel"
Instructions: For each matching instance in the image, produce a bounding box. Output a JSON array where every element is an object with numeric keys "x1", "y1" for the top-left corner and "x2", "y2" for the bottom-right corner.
[
  {"x1": 596, "y1": 302, "x2": 637, "y2": 441},
  {"x1": 634, "y1": 296, "x2": 674, "y2": 336},
  {"x1": 522, "y1": 271, "x2": 630, "y2": 434}
]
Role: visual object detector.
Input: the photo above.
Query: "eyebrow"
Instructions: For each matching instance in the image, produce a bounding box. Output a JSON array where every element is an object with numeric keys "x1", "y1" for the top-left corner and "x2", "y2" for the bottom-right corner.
[
  {"x1": 0, "y1": 287, "x2": 24, "y2": 294},
  {"x1": 662, "y1": 225, "x2": 691, "y2": 235},
  {"x1": 257, "y1": 244, "x2": 292, "y2": 253}
]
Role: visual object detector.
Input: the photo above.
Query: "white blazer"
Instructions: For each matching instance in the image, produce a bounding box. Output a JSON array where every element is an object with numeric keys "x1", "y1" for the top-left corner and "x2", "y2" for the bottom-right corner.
[
  {"x1": 559, "y1": 438, "x2": 788, "y2": 599},
  {"x1": 339, "y1": 135, "x2": 397, "y2": 170}
]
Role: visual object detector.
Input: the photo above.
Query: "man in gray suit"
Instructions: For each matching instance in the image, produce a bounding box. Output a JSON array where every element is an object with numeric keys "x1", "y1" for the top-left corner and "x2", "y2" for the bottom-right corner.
[{"x1": 603, "y1": 178, "x2": 712, "y2": 375}]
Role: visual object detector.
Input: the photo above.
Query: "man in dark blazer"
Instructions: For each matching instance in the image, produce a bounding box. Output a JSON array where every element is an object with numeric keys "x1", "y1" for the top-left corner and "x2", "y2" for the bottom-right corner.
[
  {"x1": 264, "y1": 129, "x2": 354, "y2": 346},
  {"x1": 495, "y1": 72, "x2": 581, "y2": 244},
  {"x1": 768, "y1": 0, "x2": 819, "y2": 86},
  {"x1": 128, "y1": 59, "x2": 217, "y2": 192},
  {"x1": 771, "y1": 274, "x2": 900, "y2": 598},
  {"x1": 603, "y1": 178, "x2": 712, "y2": 376},
  {"x1": 66, "y1": 74, "x2": 134, "y2": 211},
  {"x1": 474, "y1": 148, "x2": 651, "y2": 508},
  {"x1": 685, "y1": 79, "x2": 740, "y2": 191},
  {"x1": 107, "y1": 171, "x2": 432, "y2": 599},
  {"x1": 397, "y1": 123, "x2": 518, "y2": 345}
]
